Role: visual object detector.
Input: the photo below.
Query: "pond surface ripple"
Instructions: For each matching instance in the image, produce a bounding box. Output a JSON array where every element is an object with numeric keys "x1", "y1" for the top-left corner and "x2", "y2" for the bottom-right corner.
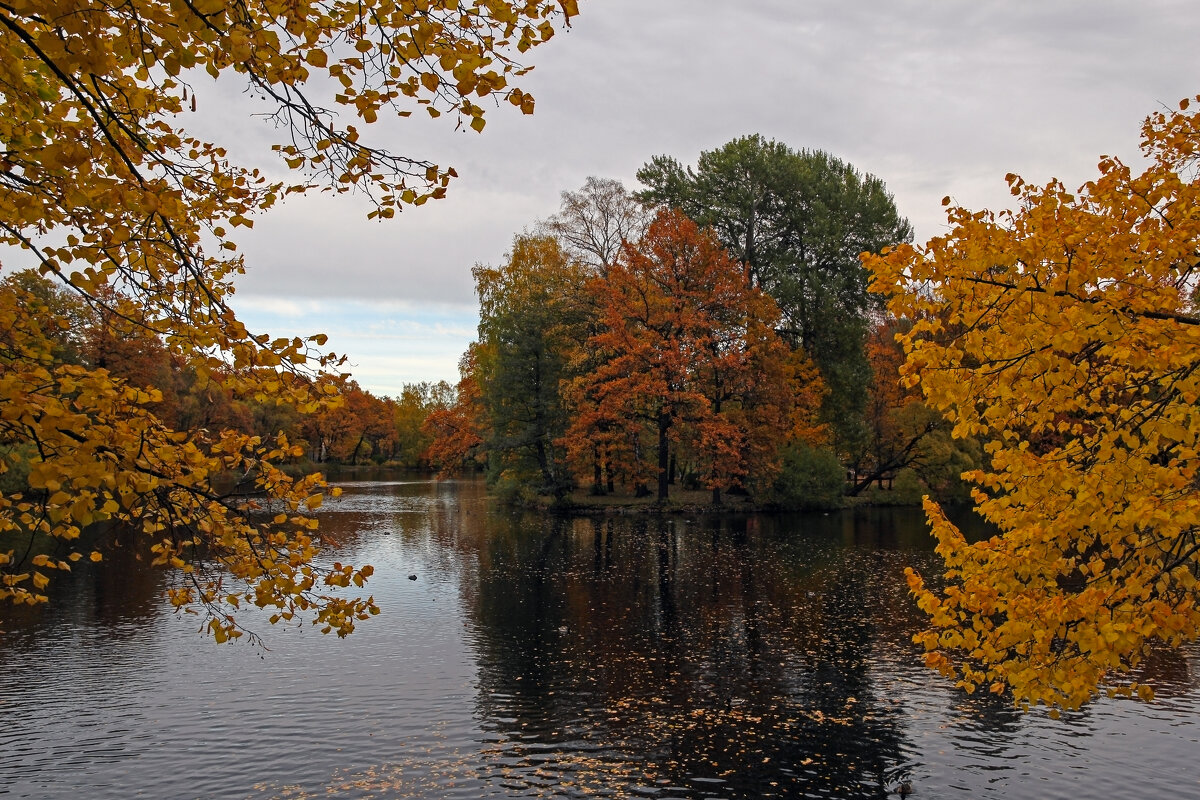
[{"x1": 2, "y1": 478, "x2": 1198, "y2": 799}]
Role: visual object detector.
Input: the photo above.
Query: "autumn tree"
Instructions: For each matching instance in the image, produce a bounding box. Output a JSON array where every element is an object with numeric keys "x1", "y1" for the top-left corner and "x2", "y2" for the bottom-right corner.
[
  {"x1": 854, "y1": 321, "x2": 918, "y2": 491},
  {"x1": 846, "y1": 321, "x2": 979, "y2": 499},
  {"x1": 473, "y1": 235, "x2": 588, "y2": 496},
  {"x1": 540, "y1": 176, "x2": 650, "y2": 274},
  {"x1": 392, "y1": 381, "x2": 454, "y2": 469},
  {"x1": 422, "y1": 345, "x2": 490, "y2": 476},
  {"x1": 867, "y1": 96, "x2": 1200, "y2": 712},
  {"x1": 563, "y1": 209, "x2": 812, "y2": 503},
  {"x1": 637, "y1": 136, "x2": 912, "y2": 452},
  {"x1": 0, "y1": 271, "x2": 91, "y2": 366},
  {"x1": 301, "y1": 382, "x2": 395, "y2": 464},
  {"x1": 0, "y1": 0, "x2": 577, "y2": 637},
  {"x1": 534, "y1": 178, "x2": 653, "y2": 492}
]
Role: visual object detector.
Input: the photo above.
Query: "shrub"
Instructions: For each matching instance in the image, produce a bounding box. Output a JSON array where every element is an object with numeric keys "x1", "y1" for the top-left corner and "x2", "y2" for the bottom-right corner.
[{"x1": 770, "y1": 444, "x2": 845, "y2": 511}]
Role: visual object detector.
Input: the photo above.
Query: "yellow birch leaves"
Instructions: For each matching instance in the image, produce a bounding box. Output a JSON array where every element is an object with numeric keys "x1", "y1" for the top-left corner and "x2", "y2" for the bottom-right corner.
[
  {"x1": 0, "y1": 1, "x2": 577, "y2": 637},
  {"x1": 867, "y1": 96, "x2": 1200, "y2": 710}
]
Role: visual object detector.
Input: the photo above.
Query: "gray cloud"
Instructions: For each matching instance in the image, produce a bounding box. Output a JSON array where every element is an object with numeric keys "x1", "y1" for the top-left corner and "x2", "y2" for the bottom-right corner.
[
  {"x1": 11, "y1": 1, "x2": 1198, "y2": 309},
  {"x1": 7, "y1": 0, "x2": 1195, "y2": 389}
]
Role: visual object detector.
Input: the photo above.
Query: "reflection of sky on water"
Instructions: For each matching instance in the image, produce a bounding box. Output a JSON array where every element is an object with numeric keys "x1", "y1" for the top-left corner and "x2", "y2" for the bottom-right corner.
[{"x1": 1, "y1": 478, "x2": 1198, "y2": 799}]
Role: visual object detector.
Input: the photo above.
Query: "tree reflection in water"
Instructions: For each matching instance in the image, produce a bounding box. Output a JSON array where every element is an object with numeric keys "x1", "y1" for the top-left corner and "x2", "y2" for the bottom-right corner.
[
  {"x1": 465, "y1": 510, "x2": 917, "y2": 798},
  {"x1": 3, "y1": 479, "x2": 1199, "y2": 800}
]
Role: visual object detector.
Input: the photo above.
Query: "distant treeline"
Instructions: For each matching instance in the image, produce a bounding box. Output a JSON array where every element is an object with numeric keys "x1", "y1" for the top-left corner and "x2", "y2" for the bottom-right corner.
[
  {"x1": 1, "y1": 268, "x2": 454, "y2": 492},
  {"x1": 3, "y1": 135, "x2": 984, "y2": 506}
]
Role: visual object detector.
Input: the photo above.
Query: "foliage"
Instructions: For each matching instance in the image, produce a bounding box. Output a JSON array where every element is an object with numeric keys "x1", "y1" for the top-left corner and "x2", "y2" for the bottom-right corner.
[
  {"x1": 849, "y1": 321, "x2": 981, "y2": 500},
  {"x1": 903, "y1": 411, "x2": 982, "y2": 503},
  {"x1": 473, "y1": 235, "x2": 587, "y2": 495},
  {"x1": 562, "y1": 209, "x2": 817, "y2": 503},
  {"x1": 423, "y1": 345, "x2": 489, "y2": 476},
  {"x1": 769, "y1": 443, "x2": 845, "y2": 512},
  {"x1": 636, "y1": 135, "x2": 912, "y2": 451},
  {"x1": 0, "y1": 279, "x2": 372, "y2": 640},
  {"x1": 867, "y1": 96, "x2": 1200, "y2": 711},
  {"x1": 391, "y1": 381, "x2": 454, "y2": 469},
  {"x1": 0, "y1": 0, "x2": 577, "y2": 636},
  {"x1": 301, "y1": 381, "x2": 394, "y2": 464}
]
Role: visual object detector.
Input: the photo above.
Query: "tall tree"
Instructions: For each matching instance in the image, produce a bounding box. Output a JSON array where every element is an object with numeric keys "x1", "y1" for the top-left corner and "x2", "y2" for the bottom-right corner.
[
  {"x1": 540, "y1": 176, "x2": 651, "y2": 274},
  {"x1": 637, "y1": 136, "x2": 912, "y2": 452},
  {"x1": 473, "y1": 235, "x2": 587, "y2": 496},
  {"x1": 0, "y1": 0, "x2": 578, "y2": 637},
  {"x1": 867, "y1": 96, "x2": 1200, "y2": 712},
  {"x1": 563, "y1": 210, "x2": 810, "y2": 502}
]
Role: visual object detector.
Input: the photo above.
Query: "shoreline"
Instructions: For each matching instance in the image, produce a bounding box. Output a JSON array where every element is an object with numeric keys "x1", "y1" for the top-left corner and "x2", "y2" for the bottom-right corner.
[{"x1": 528, "y1": 488, "x2": 925, "y2": 515}]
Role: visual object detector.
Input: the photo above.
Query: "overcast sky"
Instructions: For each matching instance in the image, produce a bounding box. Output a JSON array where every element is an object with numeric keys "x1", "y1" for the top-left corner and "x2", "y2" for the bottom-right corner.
[{"x1": 207, "y1": 1, "x2": 1200, "y2": 396}]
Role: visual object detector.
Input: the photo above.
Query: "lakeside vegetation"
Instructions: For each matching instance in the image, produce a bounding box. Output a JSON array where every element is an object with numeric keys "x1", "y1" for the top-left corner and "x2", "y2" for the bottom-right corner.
[{"x1": 421, "y1": 142, "x2": 980, "y2": 512}]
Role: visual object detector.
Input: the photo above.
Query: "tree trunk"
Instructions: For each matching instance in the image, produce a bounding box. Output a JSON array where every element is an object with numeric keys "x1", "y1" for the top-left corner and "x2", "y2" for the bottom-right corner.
[
  {"x1": 534, "y1": 435, "x2": 554, "y2": 493},
  {"x1": 592, "y1": 445, "x2": 604, "y2": 495},
  {"x1": 710, "y1": 396, "x2": 723, "y2": 506},
  {"x1": 745, "y1": 203, "x2": 758, "y2": 286},
  {"x1": 350, "y1": 433, "x2": 366, "y2": 465},
  {"x1": 531, "y1": 357, "x2": 557, "y2": 492},
  {"x1": 657, "y1": 410, "x2": 671, "y2": 501}
]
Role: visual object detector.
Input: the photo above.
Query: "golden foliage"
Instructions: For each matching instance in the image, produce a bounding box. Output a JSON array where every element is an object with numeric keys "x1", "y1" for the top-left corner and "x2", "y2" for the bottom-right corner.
[
  {"x1": 0, "y1": 0, "x2": 576, "y2": 636},
  {"x1": 867, "y1": 96, "x2": 1200, "y2": 710}
]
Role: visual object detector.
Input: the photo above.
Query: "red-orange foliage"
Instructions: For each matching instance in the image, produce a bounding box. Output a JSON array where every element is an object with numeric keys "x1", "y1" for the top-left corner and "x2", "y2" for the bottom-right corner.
[
  {"x1": 847, "y1": 320, "x2": 948, "y2": 495},
  {"x1": 562, "y1": 210, "x2": 816, "y2": 502},
  {"x1": 861, "y1": 321, "x2": 915, "y2": 468},
  {"x1": 422, "y1": 344, "x2": 490, "y2": 476},
  {"x1": 299, "y1": 381, "x2": 395, "y2": 464}
]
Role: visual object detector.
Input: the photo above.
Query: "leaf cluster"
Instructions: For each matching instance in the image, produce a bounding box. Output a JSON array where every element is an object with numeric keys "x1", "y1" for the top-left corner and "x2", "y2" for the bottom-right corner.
[
  {"x1": 867, "y1": 95, "x2": 1200, "y2": 711},
  {"x1": 0, "y1": 0, "x2": 576, "y2": 636}
]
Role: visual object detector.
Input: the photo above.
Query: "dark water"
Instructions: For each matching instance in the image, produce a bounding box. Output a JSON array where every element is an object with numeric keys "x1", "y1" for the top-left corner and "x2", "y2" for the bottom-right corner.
[{"x1": 2, "y1": 479, "x2": 1199, "y2": 799}]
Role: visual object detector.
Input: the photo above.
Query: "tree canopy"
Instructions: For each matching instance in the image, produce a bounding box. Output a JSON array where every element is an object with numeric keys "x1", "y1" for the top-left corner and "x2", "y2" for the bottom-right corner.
[
  {"x1": 562, "y1": 209, "x2": 818, "y2": 503},
  {"x1": 636, "y1": 136, "x2": 913, "y2": 450},
  {"x1": 867, "y1": 96, "x2": 1200, "y2": 712},
  {"x1": 0, "y1": 0, "x2": 578, "y2": 637}
]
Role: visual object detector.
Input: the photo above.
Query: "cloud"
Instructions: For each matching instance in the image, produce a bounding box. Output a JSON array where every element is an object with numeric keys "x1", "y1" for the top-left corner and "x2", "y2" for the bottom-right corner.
[
  {"x1": 233, "y1": 298, "x2": 478, "y2": 394},
  {"x1": 217, "y1": 1, "x2": 1198, "y2": 311},
  {"x1": 222, "y1": 0, "x2": 1200, "y2": 391},
  {"x1": 8, "y1": 0, "x2": 1198, "y2": 395}
]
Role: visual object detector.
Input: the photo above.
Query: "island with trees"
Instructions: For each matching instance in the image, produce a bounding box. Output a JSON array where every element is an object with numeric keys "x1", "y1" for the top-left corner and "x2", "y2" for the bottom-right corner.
[{"x1": 424, "y1": 140, "x2": 977, "y2": 514}]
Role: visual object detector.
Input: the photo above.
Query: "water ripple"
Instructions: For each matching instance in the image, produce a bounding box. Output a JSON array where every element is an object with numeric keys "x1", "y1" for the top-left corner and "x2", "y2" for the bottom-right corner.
[{"x1": 2, "y1": 483, "x2": 1200, "y2": 799}]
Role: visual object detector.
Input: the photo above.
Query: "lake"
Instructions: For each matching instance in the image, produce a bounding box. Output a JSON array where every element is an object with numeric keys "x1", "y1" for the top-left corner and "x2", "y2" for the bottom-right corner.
[{"x1": 2, "y1": 478, "x2": 1199, "y2": 799}]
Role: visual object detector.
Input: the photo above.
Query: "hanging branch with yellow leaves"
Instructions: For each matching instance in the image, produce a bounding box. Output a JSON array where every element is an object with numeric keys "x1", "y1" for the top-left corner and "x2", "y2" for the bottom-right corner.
[
  {"x1": 0, "y1": 0, "x2": 578, "y2": 638},
  {"x1": 867, "y1": 96, "x2": 1200, "y2": 712}
]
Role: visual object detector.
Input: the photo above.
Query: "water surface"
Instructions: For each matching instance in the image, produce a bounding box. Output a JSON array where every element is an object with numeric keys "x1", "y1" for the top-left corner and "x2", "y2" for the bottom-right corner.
[{"x1": 2, "y1": 479, "x2": 1198, "y2": 798}]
